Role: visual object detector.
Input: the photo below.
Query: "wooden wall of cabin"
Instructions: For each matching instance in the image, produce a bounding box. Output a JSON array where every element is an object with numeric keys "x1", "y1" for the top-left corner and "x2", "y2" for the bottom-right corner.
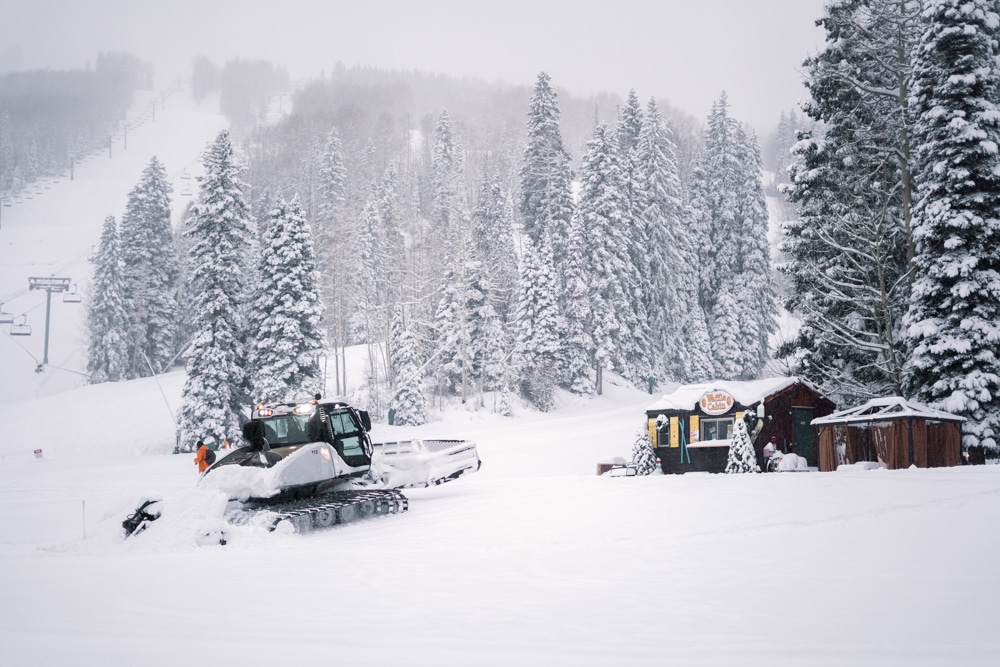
[
  {"x1": 756, "y1": 384, "x2": 836, "y2": 466},
  {"x1": 820, "y1": 419, "x2": 961, "y2": 471}
]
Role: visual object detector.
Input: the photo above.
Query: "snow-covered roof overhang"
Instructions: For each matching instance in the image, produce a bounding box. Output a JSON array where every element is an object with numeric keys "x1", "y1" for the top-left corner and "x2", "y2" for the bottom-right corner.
[
  {"x1": 646, "y1": 377, "x2": 806, "y2": 412},
  {"x1": 811, "y1": 396, "x2": 965, "y2": 426}
]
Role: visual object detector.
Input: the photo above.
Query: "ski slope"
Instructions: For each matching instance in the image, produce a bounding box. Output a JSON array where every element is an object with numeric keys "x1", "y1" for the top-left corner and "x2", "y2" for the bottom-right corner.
[{"x1": 0, "y1": 86, "x2": 227, "y2": 403}]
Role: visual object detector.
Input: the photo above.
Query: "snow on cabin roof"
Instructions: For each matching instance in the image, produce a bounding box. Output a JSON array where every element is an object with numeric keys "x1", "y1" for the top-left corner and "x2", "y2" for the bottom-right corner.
[
  {"x1": 811, "y1": 396, "x2": 965, "y2": 426},
  {"x1": 646, "y1": 377, "x2": 804, "y2": 412}
]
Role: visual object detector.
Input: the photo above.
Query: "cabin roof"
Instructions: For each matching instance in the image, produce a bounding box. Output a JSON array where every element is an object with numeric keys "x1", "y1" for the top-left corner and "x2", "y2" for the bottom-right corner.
[
  {"x1": 646, "y1": 376, "x2": 816, "y2": 412},
  {"x1": 811, "y1": 396, "x2": 965, "y2": 426}
]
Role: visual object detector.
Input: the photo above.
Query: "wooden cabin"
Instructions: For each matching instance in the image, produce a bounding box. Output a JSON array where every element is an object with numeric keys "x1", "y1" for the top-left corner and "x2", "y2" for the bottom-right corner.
[
  {"x1": 645, "y1": 377, "x2": 836, "y2": 474},
  {"x1": 811, "y1": 397, "x2": 964, "y2": 471}
]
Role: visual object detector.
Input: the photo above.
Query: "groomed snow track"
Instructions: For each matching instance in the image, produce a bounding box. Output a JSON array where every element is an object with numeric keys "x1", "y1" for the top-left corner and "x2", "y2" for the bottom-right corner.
[{"x1": 241, "y1": 489, "x2": 409, "y2": 534}]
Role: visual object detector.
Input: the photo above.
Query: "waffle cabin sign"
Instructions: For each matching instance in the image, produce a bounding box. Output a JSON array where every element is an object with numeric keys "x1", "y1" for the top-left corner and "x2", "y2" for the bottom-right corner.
[{"x1": 699, "y1": 390, "x2": 734, "y2": 416}]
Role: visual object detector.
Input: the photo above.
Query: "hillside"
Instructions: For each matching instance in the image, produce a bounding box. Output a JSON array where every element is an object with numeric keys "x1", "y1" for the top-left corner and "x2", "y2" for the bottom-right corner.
[{"x1": 0, "y1": 86, "x2": 226, "y2": 403}]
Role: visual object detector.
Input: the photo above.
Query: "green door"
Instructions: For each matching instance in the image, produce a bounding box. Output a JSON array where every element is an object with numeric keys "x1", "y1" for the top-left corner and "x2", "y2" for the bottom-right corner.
[{"x1": 793, "y1": 407, "x2": 815, "y2": 466}]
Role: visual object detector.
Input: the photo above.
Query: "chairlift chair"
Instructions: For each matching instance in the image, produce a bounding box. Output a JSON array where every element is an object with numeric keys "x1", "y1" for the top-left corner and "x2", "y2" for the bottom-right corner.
[
  {"x1": 63, "y1": 284, "x2": 82, "y2": 304},
  {"x1": 0, "y1": 306, "x2": 13, "y2": 324},
  {"x1": 10, "y1": 317, "x2": 31, "y2": 336}
]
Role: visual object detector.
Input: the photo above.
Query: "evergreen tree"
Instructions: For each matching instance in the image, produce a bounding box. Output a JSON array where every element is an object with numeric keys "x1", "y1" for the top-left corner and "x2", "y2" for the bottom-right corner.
[
  {"x1": 578, "y1": 122, "x2": 646, "y2": 391},
  {"x1": 616, "y1": 90, "x2": 650, "y2": 347},
  {"x1": 479, "y1": 308, "x2": 509, "y2": 403},
  {"x1": 711, "y1": 288, "x2": 744, "y2": 381},
  {"x1": 177, "y1": 130, "x2": 253, "y2": 452},
  {"x1": 431, "y1": 110, "x2": 465, "y2": 265},
  {"x1": 731, "y1": 129, "x2": 776, "y2": 378},
  {"x1": 630, "y1": 427, "x2": 659, "y2": 475},
  {"x1": 512, "y1": 237, "x2": 563, "y2": 410},
  {"x1": 562, "y1": 212, "x2": 596, "y2": 395},
  {"x1": 519, "y1": 72, "x2": 575, "y2": 275},
  {"x1": 498, "y1": 382, "x2": 513, "y2": 417},
  {"x1": 780, "y1": 0, "x2": 921, "y2": 403},
  {"x1": 172, "y1": 201, "x2": 198, "y2": 361},
  {"x1": 637, "y1": 97, "x2": 686, "y2": 381},
  {"x1": 432, "y1": 263, "x2": 472, "y2": 397},
  {"x1": 314, "y1": 127, "x2": 352, "y2": 394},
  {"x1": 0, "y1": 109, "x2": 12, "y2": 190},
  {"x1": 86, "y1": 215, "x2": 129, "y2": 384},
  {"x1": 675, "y1": 205, "x2": 716, "y2": 383},
  {"x1": 392, "y1": 322, "x2": 426, "y2": 426},
  {"x1": 119, "y1": 156, "x2": 177, "y2": 377},
  {"x1": 471, "y1": 172, "x2": 518, "y2": 319},
  {"x1": 689, "y1": 94, "x2": 775, "y2": 380},
  {"x1": 725, "y1": 417, "x2": 760, "y2": 474},
  {"x1": 691, "y1": 93, "x2": 742, "y2": 316},
  {"x1": 248, "y1": 196, "x2": 326, "y2": 403},
  {"x1": 905, "y1": 0, "x2": 1000, "y2": 456}
]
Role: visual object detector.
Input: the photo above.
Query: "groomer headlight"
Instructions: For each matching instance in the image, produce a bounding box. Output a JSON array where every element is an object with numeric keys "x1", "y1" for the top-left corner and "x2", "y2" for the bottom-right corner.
[{"x1": 294, "y1": 402, "x2": 316, "y2": 415}]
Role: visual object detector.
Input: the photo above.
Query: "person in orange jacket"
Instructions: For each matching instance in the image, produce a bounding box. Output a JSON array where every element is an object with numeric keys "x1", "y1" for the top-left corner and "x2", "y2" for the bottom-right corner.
[{"x1": 194, "y1": 440, "x2": 211, "y2": 473}]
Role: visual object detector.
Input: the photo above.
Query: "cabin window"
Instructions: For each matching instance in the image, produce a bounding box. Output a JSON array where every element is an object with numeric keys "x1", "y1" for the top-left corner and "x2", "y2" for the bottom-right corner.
[{"x1": 701, "y1": 417, "x2": 734, "y2": 441}]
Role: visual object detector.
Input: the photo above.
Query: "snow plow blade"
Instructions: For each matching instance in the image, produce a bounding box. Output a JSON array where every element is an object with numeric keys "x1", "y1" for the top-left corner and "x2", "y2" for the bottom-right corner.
[{"x1": 370, "y1": 439, "x2": 481, "y2": 489}]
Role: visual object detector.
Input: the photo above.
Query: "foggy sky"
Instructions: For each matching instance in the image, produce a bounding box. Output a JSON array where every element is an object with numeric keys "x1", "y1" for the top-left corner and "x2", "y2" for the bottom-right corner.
[{"x1": 3, "y1": 0, "x2": 827, "y2": 132}]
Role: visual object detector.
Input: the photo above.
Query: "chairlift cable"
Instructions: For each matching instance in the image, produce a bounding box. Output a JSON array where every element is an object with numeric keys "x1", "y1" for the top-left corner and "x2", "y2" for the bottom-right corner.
[{"x1": 1, "y1": 328, "x2": 40, "y2": 364}]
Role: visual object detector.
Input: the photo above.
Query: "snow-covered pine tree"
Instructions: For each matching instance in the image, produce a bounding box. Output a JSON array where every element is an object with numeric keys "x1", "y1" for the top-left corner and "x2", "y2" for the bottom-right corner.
[
  {"x1": 314, "y1": 127, "x2": 351, "y2": 395},
  {"x1": 392, "y1": 320, "x2": 426, "y2": 426},
  {"x1": 519, "y1": 72, "x2": 575, "y2": 278},
  {"x1": 637, "y1": 97, "x2": 686, "y2": 382},
  {"x1": 431, "y1": 110, "x2": 465, "y2": 267},
  {"x1": 711, "y1": 287, "x2": 744, "y2": 381},
  {"x1": 432, "y1": 263, "x2": 468, "y2": 396},
  {"x1": 578, "y1": 122, "x2": 647, "y2": 392},
  {"x1": 387, "y1": 304, "x2": 405, "y2": 389},
  {"x1": 617, "y1": 92, "x2": 654, "y2": 383},
  {"x1": 726, "y1": 417, "x2": 760, "y2": 474},
  {"x1": 732, "y1": 128, "x2": 777, "y2": 378},
  {"x1": 177, "y1": 130, "x2": 253, "y2": 452},
  {"x1": 479, "y1": 308, "x2": 509, "y2": 404},
  {"x1": 171, "y1": 201, "x2": 198, "y2": 361},
  {"x1": 248, "y1": 195, "x2": 326, "y2": 404},
  {"x1": 511, "y1": 236, "x2": 563, "y2": 410},
  {"x1": 691, "y1": 94, "x2": 741, "y2": 317},
  {"x1": 86, "y1": 215, "x2": 130, "y2": 383},
  {"x1": 779, "y1": 0, "x2": 921, "y2": 403},
  {"x1": 0, "y1": 110, "x2": 12, "y2": 191},
  {"x1": 689, "y1": 94, "x2": 774, "y2": 380},
  {"x1": 561, "y1": 212, "x2": 596, "y2": 395},
  {"x1": 119, "y1": 156, "x2": 177, "y2": 378},
  {"x1": 905, "y1": 0, "x2": 1000, "y2": 457},
  {"x1": 676, "y1": 226, "x2": 716, "y2": 384},
  {"x1": 630, "y1": 427, "x2": 660, "y2": 475},
  {"x1": 471, "y1": 172, "x2": 518, "y2": 320},
  {"x1": 498, "y1": 382, "x2": 513, "y2": 417}
]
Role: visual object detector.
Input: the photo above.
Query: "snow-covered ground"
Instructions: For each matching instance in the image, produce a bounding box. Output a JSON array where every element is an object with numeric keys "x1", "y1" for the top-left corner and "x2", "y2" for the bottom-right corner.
[
  {"x1": 2, "y1": 87, "x2": 999, "y2": 667},
  {"x1": 1, "y1": 368, "x2": 999, "y2": 666}
]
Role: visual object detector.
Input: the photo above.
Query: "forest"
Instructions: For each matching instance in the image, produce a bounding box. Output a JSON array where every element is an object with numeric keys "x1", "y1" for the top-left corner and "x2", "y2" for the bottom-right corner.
[
  {"x1": 33, "y1": 0, "x2": 1000, "y2": 458},
  {"x1": 0, "y1": 51, "x2": 152, "y2": 192}
]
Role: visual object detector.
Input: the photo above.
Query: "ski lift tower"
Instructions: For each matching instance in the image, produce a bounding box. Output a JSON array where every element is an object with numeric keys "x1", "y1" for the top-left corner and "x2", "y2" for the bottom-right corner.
[{"x1": 28, "y1": 276, "x2": 73, "y2": 368}]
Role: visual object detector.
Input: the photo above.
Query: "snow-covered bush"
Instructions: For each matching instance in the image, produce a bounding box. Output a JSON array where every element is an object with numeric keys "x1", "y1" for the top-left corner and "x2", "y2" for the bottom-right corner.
[
  {"x1": 726, "y1": 418, "x2": 760, "y2": 474},
  {"x1": 630, "y1": 427, "x2": 660, "y2": 475}
]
